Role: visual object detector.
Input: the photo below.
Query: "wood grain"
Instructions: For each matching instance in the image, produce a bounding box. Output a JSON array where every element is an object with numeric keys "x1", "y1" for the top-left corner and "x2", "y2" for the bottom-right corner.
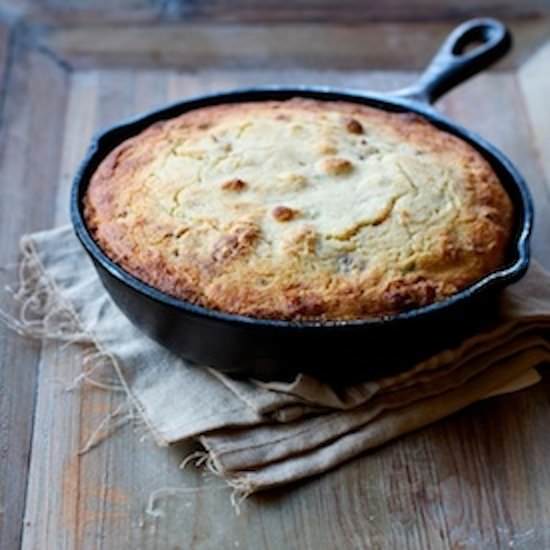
[
  {"x1": 2, "y1": 0, "x2": 550, "y2": 24},
  {"x1": 519, "y1": 43, "x2": 550, "y2": 191},
  {"x1": 16, "y1": 62, "x2": 550, "y2": 549},
  {"x1": 36, "y1": 19, "x2": 550, "y2": 71},
  {"x1": 0, "y1": 36, "x2": 68, "y2": 550},
  {"x1": 0, "y1": 21, "x2": 9, "y2": 94},
  {"x1": 172, "y1": 0, "x2": 550, "y2": 22},
  {"x1": 0, "y1": 0, "x2": 159, "y2": 25},
  {"x1": 0, "y1": 6, "x2": 549, "y2": 548}
]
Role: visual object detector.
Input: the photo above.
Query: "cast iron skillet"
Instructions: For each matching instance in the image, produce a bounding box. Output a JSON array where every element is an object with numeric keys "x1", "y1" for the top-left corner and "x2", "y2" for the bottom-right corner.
[{"x1": 71, "y1": 18, "x2": 533, "y2": 383}]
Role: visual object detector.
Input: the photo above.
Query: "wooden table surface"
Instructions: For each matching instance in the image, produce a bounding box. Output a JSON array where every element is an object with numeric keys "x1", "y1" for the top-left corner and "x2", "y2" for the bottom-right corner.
[{"x1": 1, "y1": 2, "x2": 550, "y2": 549}]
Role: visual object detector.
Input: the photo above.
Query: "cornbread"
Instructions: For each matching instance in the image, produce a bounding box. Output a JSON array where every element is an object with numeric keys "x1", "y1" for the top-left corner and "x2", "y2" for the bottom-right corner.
[{"x1": 84, "y1": 98, "x2": 513, "y2": 320}]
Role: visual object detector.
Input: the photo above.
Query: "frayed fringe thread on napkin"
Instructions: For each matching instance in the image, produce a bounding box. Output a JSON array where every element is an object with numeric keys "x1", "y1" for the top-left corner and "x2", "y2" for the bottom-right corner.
[
  {"x1": 2, "y1": 232, "x2": 546, "y2": 508},
  {"x1": 3, "y1": 237, "x2": 170, "y2": 442},
  {"x1": 0, "y1": 236, "x2": 255, "y2": 505},
  {"x1": 0, "y1": 239, "x2": 138, "y2": 452}
]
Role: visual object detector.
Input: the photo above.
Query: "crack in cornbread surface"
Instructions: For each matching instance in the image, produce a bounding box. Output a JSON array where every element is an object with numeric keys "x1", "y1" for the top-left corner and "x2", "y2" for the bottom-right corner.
[{"x1": 84, "y1": 98, "x2": 513, "y2": 320}]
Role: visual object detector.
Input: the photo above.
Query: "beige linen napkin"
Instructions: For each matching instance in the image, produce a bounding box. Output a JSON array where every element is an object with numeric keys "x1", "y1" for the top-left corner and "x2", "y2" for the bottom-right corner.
[{"x1": 3, "y1": 225, "x2": 548, "y2": 496}]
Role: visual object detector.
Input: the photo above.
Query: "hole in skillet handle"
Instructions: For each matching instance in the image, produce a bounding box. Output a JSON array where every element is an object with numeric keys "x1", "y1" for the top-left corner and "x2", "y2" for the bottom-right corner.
[{"x1": 393, "y1": 18, "x2": 512, "y2": 105}]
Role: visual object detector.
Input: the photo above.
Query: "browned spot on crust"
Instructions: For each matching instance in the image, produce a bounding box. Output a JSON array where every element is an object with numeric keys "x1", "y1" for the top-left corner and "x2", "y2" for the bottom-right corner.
[
  {"x1": 273, "y1": 206, "x2": 298, "y2": 222},
  {"x1": 321, "y1": 157, "x2": 354, "y2": 176},
  {"x1": 346, "y1": 118, "x2": 364, "y2": 134},
  {"x1": 222, "y1": 178, "x2": 247, "y2": 192},
  {"x1": 175, "y1": 226, "x2": 189, "y2": 238},
  {"x1": 212, "y1": 222, "x2": 260, "y2": 263},
  {"x1": 318, "y1": 142, "x2": 337, "y2": 155},
  {"x1": 383, "y1": 276, "x2": 438, "y2": 311},
  {"x1": 398, "y1": 112, "x2": 429, "y2": 126},
  {"x1": 285, "y1": 291, "x2": 326, "y2": 317},
  {"x1": 283, "y1": 226, "x2": 317, "y2": 256}
]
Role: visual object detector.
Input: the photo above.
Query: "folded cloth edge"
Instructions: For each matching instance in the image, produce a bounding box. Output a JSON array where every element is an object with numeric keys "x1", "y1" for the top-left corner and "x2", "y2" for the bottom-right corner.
[{"x1": 0, "y1": 228, "x2": 545, "y2": 497}]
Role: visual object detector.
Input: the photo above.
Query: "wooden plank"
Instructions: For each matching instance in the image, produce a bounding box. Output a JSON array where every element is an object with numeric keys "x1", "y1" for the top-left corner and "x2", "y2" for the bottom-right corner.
[
  {"x1": 0, "y1": 21, "x2": 9, "y2": 94},
  {"x1": 3, "y1": 0, "x2": 550, "y2": 24},
  {"x1": 518, "y1": 42, "x2": 550, "y2": 190},
  {"x1": 173, "y1": 0, "x2": 550, "y2": 23},
  {"x1": 0, "y1": 38, "x2": 69, "y2": 550},
  {"x1": 36, "y1": 19, "x2": 550, "y2": 71},
  {"x1": 20, "y1": 66, "x2": 550, "y2": 549},
  {"x1": 0, "y1": 0, "x2": 161, "y2": 25}
]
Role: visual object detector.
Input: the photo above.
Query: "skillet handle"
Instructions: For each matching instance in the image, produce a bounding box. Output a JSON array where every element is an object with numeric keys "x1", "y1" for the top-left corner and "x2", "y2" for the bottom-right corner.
[{"x1": 393, "y1": 18, "x2": 511, "y2": 105}]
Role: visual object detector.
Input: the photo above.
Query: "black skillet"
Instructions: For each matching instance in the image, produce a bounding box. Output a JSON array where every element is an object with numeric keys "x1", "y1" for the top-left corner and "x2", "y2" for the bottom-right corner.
[{"x1": 71, "y1": 18, "x2": 533, "y2": 383}]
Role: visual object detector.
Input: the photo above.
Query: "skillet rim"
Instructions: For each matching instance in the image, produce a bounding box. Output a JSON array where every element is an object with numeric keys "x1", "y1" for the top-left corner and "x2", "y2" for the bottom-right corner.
[{"x1": 70, "y1": 86, "x2": 533, "y2": 330}]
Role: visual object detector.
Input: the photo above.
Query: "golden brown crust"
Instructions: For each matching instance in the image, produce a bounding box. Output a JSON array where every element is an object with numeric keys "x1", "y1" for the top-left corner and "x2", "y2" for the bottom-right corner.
[{"x1": 84, "y1": 98, "x2": 513, "y2": 320}]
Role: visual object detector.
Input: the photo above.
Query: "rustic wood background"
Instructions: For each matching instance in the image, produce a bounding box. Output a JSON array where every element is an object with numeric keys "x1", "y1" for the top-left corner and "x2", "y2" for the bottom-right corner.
[{"x1": 1, "y1": 1, "x2": 550, "y2": 549}]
